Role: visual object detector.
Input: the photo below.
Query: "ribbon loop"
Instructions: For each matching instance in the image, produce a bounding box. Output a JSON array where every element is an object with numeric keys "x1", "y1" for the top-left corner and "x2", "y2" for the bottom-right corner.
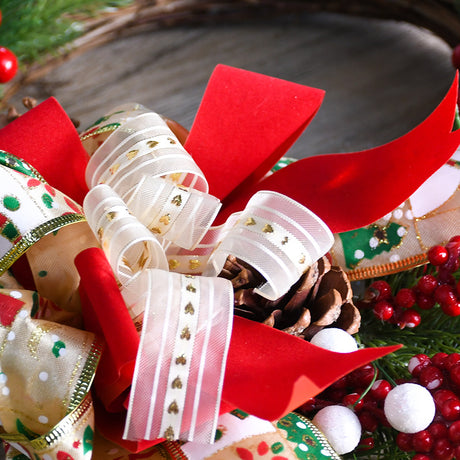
[
  {"x1": 124, "y1": 176, "x2": 221, "y2": 251},
  {"x1": 84, "y1": 184, "x2": 168, "y2": 285},
  {"x1": 0, "y1": 151, "x2": 85, "y2": 275},
  {"x1": 123, "y1": 269, "x2": 233, "y2": 443},
  {"x1": 86, "y1": 112, "x2": 208, "y2": 194},
  {"x1": 80, "y1": 103, "x2": 335, "y2": 446},
  {"x1": 204, "y1": 191, "x2": 334, "y2": 300}
]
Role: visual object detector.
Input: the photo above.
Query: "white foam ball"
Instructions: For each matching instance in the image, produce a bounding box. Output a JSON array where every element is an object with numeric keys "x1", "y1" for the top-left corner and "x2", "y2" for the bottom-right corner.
[
  {"x1": 310, "y1": 328, "x2": 358, "y2": 353},
  {"x1": 313, "y1": 405, "x2": 362, "y2": 455},
  {"x1": 384, "y1": 383, "x2": 435, "y2": 433}
]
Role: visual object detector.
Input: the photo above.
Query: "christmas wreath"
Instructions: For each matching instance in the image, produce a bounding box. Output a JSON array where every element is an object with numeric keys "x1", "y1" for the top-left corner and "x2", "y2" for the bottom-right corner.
[{"x1": 0, "y1": 2, "x2": 460, "y2": 460}]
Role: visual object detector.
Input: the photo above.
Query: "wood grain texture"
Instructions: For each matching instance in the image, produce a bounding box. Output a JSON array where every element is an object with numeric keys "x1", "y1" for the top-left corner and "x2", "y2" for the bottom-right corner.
[{"x1": 7, "y1": 13, "x2": 455, "y2": 160}]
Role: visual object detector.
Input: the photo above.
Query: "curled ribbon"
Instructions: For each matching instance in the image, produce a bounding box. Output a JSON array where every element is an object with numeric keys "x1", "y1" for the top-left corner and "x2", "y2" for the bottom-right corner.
[
  {"x1": 203, "y1": 190, "x2": 333, "y2": 300},
  {"x1": 82, "y1": 104, "x2": 334, "y2": 442},
  {"x1": 0, "y1": 150, "x2": 85, "y2": 274}
]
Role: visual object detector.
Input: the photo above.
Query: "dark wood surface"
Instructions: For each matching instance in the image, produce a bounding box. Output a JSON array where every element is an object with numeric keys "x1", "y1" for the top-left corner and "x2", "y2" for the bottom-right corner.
[{"x1": 8, "y1": 12, "x2": 456, "y2": 160}]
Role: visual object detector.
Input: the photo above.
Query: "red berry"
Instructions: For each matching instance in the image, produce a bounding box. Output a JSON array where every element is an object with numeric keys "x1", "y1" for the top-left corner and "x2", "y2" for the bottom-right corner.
[
  {"x1": 348, "y1": 364, "x2": 377, "y2": 388},
  {"x1": 428, "y1": 245, "x2": 449, "y2": 266},
  {"x1": 428, "y1": 421, "x2": 449, "y2": 439},
  {"x1": 358, "y1": 436, "x2": 374, "y2": 450},
  {"x1": 419, "y1": 365, "x2": 444, "y2": 390},
  {"x1": 416, "y1": 292, "x2": 436, "y2": 310},
  {"x1": 396, "y1": 432, "x2": 414, "y2": 451},
  {"x1": 388, "y1": 305, "x2": 403, "y2": 325},
  {"x1": 441, "y1": 300, "x2": 460, "y2": 317},
  {"x1": 361, "y1": 393, "x2": 378, "y2": 410},
  {"x1": 371, "y1": 406, "x2": 391, "y2": 427},
  {"x1": 370, "y1": 379, "x2": 392, "y2": 401},
  {"x1": 408, "y1": 354, "x2": 431, "y2": 377},
  {"x1": 326, "y1": 387, "x2": 346, "y2": 403},
  {"x1": 446, "y1": 239, "x2": 460, "y2": 258},
  {"x1": 299, "y1": 397, "x2": 317, "y2": 412},
  {"x1": 412, "y1": 429, "x2": 434, "y2": 453},
  {"x1": 457, "y1": 280, "x2": 460, "y2": 298},
  {"x1": 433, "y1": 389, "x2": 459, "y2": 407},
  {"x1": 434, "y1": 285, "x2": 457, "y2": 305},
  {"x1": 400, "y1": 309, "x2": 421, "y2": 328},
  {"x1": 454, "y1": 445, "x2": 460, "y2": 460},
  {"x1": 432, "y1": 438, "x2": 454, "y2": 460},
  {"x1": 448, "y1": 420, "x2": 460, "y2": 443},
  {"x1": 437, "y1": 268, "x2": 455, "y2": 285},
  {"x1": 329, "y1": 375, "x2": 348, "y2": 390},
  {"x1": 444, "y1": 353, "x2": 460, "y2": 370},
  {"x1": 368, "y1": 280, "x2": 392, "y2": 301},
  {"x1": 358, "y1": 410, "x2": 378, "y2": 432},
  {"x1": 440, "y1": 399, "x2": 460, "y2": 421},
  {"x1": 373, "y1": 300, "x2": 394, "y2": 321},
  {"x1": 342, "y1": 392, "x2": 364, "y2": 411},
  {"x1": 431, "y1": 352, "x2": 448, "y2": 368},
  {"x1": 395, "y1": 288, "x2": 417, "y2": 309},
  {"x1": 0, "y1": 47, "x2": 18, "y2": 84},
  {"x1": 449, "y1": 363, "x2": 460, "y2": 387},
  {"x1": 411, "y1": 455, "x2": 431, "y2": 460},
  {"x1": 440, "y1": 240, "x2": 460, "y2": 275},
  {"x1": 417, "y1": 275, "x2": 438, "y2": 296}
]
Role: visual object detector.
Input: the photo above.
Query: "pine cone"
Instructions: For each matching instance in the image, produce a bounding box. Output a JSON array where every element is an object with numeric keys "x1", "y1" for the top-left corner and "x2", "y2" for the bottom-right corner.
[{"x1": 219, "y1": 255, "x2": 361, "y2": 340}]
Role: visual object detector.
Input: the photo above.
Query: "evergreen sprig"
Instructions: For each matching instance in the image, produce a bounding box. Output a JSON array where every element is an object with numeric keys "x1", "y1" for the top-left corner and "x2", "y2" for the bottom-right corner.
[
  {"x1": 0, "y1": 0, "x2": 133, "y2": 65},
  {"x1": 344, "y1": 263, "x2": 460, "y2": 459}
]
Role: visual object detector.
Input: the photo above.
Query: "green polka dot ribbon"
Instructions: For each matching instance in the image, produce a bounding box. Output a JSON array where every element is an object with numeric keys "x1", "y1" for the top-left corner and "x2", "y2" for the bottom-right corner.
[
  {"x1": 0, "y1": 150, "x2": 85, "y2": 275},
  {"x1": 277, "y1": 412, "x2": 341, "y2": 459}
]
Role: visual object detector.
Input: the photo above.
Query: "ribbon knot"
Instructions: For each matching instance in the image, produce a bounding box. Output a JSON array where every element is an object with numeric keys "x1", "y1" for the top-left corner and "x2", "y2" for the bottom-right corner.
[{"x1": 82, "y1": 103, "x2": 334, "y2": 443}]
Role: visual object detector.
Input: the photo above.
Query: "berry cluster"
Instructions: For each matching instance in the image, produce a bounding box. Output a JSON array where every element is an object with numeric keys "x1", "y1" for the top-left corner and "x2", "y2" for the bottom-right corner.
[
  {"x1": 395, "y1": 352, "x2": 460, "y2": 460},
  {"x1": 361, "y1": 236, "x2": 460, "y2": 328},
  {"x1": 299, "y1": 363, "x2": 390, "y2": 451},
  {"x1": 301, "y1": 352, "x2": 460, "y2": 459}
]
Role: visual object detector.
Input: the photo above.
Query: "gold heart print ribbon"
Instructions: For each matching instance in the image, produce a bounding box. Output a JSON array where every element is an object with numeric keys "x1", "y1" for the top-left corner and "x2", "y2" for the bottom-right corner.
[{"x1": 82, "y1": 104, "x2": 334, "y2": 443}]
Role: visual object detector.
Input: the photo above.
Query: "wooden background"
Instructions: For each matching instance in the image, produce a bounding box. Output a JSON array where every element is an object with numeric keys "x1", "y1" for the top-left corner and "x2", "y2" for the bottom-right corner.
[{"x1": 7, "y1": 12, "x2": 456, "y2": 160}]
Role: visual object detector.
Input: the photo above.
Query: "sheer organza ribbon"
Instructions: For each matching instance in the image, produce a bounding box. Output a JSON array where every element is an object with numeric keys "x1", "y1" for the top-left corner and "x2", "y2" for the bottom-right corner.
[
  {"x1": 82, "y1": 106, "x2": 333, "y2": 442},
  {"x1": 203, "y1": 190, "x2": 333, "y2": 300},
  {"x1": 123, "y1": 270, "x2": 233, "y2": 443}
]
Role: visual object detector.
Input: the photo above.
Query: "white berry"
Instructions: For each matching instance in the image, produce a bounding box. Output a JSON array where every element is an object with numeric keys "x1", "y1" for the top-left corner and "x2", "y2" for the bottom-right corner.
[
  {"x1": 384, "y1": 383, "x2": 435, "y2": 433},
  {"x1": 310, "y1": 328, "x2": 358, "y2": 353},
  {"x1": 313, "y1": 405, "x2": 361, "y2": 455}
]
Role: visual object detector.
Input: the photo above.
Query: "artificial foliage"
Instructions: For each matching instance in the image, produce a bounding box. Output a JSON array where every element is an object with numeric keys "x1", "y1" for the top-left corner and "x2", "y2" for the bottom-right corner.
[
  {"x1": 0, "y1": 0, "x2": 133, "y2": 65},
  {"x1": 337, "y1": 262, "x2": 460, "y2": 459},
  {"x1": 0, "y1": 15, "x2": 458, "y2": 452}
]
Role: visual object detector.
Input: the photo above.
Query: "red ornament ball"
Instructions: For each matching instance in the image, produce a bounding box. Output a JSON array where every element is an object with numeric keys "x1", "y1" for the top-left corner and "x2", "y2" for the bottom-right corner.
[{"x1": 0, "y1": 47, "x2": 18, "y2": 83}]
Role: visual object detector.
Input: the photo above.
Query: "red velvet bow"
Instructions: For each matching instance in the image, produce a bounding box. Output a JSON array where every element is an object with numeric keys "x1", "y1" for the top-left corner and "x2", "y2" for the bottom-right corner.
[{"x1": 0, "y1": 65, "x2": 458, "y2": 451}]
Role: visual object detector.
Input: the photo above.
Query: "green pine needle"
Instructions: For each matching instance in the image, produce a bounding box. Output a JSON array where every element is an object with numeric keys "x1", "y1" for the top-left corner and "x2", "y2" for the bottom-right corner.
[
  {"x1": 343, "y1": 263, "x2": 460, "y2": 459},
  {"x1": 0, "y1": 0, "x2": 133, "y2": 65}
]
